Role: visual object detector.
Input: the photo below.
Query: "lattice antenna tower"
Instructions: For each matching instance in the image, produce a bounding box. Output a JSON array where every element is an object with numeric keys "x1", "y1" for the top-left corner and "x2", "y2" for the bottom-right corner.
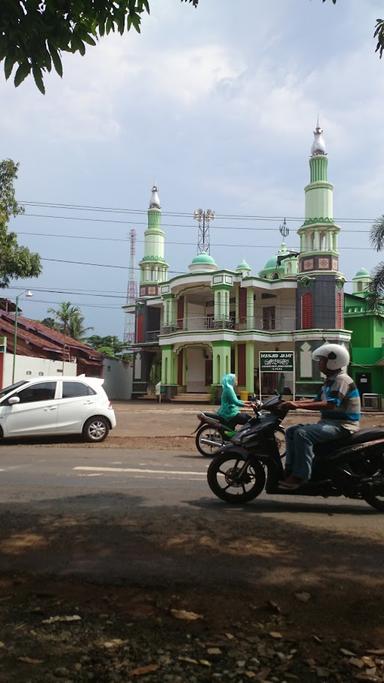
[
  {"x1": 193, "y1": 209, "x2": 215, "y2": 254},
  {"x1": 123, "y1": 228, "x2": 137, "y2": 343}
]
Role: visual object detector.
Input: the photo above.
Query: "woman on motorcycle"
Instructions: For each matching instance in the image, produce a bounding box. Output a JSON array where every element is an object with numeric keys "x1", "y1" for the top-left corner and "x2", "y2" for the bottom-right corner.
[{"x1": 217, "y1": 373, "x2": 254, "y2": 429}]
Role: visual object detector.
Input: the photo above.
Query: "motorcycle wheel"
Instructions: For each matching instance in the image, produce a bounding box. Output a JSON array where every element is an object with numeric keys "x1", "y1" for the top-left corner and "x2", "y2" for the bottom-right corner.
[
  {"x1": 207, "y1": 452, "x2": 266, "y2": 504},
  {"x1": 363, "y1": 483, "x2": 384, "y2": 512},
  {"x1": 195, "y1": 424, "x2": 225, "y2": 457}
]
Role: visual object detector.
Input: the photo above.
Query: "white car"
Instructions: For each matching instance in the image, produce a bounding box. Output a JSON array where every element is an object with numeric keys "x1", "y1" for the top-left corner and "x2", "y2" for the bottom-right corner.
[{"x1": 0, "y1": 375, "x2": 116, "y2": 442}]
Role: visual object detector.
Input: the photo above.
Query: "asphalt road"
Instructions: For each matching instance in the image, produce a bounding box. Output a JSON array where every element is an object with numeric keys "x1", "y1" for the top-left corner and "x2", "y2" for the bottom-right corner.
[{"x1": 0, "y1": 443, "x2": 382, "y2": 534}]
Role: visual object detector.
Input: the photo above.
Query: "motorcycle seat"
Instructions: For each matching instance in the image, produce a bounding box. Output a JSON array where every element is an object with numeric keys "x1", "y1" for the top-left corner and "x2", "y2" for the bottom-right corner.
[
  {"x1": 347, "y1": 427, "x2": 384, "y2": 445},
  {"x1": 314, "y1": 427, "x2": 384, "y2": 458},
  {"x1": 198, "y1": 411, "x2": 228, "y2": 425}
]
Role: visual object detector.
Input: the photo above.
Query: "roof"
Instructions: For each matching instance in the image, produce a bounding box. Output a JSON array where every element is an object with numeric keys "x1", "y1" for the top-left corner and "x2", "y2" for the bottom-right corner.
[
  {"x1": 0, "y1": 310, "x2": 103, "y2": 367},
  {"x1": 263, "y1": 256, "x2": 278, "y2": 269},
  {"x1": 191, "y1": 252, "x2": 217, "y2": 265},
  {"x1": 353, "y1": 267, "x2": 371, "y2": 278},
  {"x1": 236, "y1": 259, "x2": 251, "y2": 271}
]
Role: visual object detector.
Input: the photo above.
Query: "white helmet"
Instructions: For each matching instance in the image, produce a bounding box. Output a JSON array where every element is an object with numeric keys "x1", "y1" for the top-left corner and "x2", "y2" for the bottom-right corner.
[{"x1": 312, "y1": 343, "x2": 350, "y2": 371}]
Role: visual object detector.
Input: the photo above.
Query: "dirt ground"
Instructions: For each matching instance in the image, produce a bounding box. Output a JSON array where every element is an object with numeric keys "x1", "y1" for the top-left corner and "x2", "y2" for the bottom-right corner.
[
  {"x1": 95, "y1": 401, "x2": 384, "y2": 452},
  {"x1": 1, "y1": 402, "x2": 384, "y2": 682}
]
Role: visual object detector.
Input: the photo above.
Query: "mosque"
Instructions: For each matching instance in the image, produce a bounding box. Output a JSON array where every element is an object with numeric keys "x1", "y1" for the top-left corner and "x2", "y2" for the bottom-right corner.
[{"x1": 128, "y1": 124, "x2": 380, "y2": 401}]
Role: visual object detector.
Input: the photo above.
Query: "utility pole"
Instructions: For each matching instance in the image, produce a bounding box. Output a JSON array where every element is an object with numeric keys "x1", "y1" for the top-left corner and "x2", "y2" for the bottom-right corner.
[{"x1": 123, "y1": 228, "x2": 137, "y2": 344}]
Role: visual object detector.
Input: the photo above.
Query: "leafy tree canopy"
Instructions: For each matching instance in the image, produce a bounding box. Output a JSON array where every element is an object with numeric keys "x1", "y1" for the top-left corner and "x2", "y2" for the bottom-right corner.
[
  {"x1": 0, "y1": 0, "x2": 198, "y2": 94},
  {"x1": 368, "y1": 215, "x2": 384, "y2": 308},
  {"x1": 86, "y1": 334, "x2": 130, "y2": 359},
  {"x1": 323, "y1": 0, "x2": 384, "y2": 58},
  {"x1": 0, "y1": 159, "x2": 41, "y2": 287},
  {"x1": 0, "y1": 2, "x2": 383, "y2": 94},
  {"x1": 47, "y1": 301, "x2": 93, "y2": 340}
]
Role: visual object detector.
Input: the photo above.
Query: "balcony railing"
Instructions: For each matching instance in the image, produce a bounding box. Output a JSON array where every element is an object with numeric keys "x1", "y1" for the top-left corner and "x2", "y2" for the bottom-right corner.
[
  {"x1": 145, "y1": 330, "x2": 160, "y2": 342},
  {"x1": 160, "y1": 316, "x2": 295, "y2": 334}
]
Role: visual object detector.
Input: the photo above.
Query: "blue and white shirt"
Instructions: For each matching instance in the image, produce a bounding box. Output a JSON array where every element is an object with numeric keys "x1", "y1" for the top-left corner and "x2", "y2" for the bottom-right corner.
[{"x1": 316, "y1": 371, "x2": 361, "y2": 432}]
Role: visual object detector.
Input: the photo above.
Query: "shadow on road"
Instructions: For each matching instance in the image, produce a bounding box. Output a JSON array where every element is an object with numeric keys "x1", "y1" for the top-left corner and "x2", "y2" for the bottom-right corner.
[{"x1": 188, "y1": 496, "x2": 377, "y2": 515}]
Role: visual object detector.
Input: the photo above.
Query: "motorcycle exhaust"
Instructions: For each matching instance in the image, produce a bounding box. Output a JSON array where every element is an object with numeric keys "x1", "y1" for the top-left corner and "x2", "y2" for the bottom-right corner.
[{"x1": 200, "y1": 438, "x2": 223, "y2": 447}]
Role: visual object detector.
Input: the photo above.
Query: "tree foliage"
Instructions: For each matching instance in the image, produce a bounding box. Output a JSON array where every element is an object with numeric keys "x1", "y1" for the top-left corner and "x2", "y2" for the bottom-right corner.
[
  {"x1": 1, "y1": 1, "x2": 382, "y2": 94},
  {"x1": 47, "y1": 301, "x2": 92, "y2": 340},
  {"x1": 86, "y1": 334, "x2": 127, "y2": 358},
  {"x1": 0, "y1": 0, "x2": 198, "y2": 94},
  {"x1": 323, "y1": 0, "x2": 384, "y2": 58},
  {"x1": 0, "y1": 159, "x2": 41, "y2": 288},
  {"x1": 368, "y1": 215, "x2": 384, "y2": 308}
]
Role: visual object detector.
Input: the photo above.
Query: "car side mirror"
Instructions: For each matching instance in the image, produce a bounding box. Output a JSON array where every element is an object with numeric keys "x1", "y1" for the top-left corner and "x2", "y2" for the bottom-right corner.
[{"x1": 8, "y1": 395, "x2": 20, "y2": 405}]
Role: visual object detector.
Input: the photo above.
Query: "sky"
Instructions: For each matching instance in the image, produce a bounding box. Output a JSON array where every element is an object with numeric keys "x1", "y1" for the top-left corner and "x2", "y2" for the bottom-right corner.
[{"x1": 1, "y1": 0, "x2": 384, "y2": 338}]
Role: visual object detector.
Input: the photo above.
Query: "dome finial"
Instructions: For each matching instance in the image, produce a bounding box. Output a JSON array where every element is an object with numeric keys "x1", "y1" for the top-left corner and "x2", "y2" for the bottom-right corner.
[
  {"x1": 311, "y1": 118, "x2": 327, "y2": 156},
  {"x1": 149, "y1": 185, "x2": 161, "y2": 209}
]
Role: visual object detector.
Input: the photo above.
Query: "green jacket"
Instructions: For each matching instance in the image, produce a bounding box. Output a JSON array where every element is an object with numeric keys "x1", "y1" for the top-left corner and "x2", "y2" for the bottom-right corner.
[{"x1": 217, "y1": 373, "x2": 245, "y2": 421}]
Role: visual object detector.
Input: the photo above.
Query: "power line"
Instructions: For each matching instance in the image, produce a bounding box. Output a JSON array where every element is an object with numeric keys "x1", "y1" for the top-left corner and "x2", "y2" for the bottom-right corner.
[
  {"x1": 40, "y1": 257, "x2": 184, "y2": 274},
  {"x1": 25, "y1": 299, "x2": 121, "y2": 310},
  {"x1": 18, "y1": 211, "x2": 377, "y2": 231},
  {"x1": 19, "y1": 199, "x2": 380, "y2": 223},
  {"x1": 15, "y1": 229, "x2": 376, "y2": 246}
]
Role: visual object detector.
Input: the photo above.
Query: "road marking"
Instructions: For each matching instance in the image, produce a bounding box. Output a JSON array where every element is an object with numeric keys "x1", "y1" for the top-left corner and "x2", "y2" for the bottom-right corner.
[
  {"x1": 77, "y1": 473, "x2": 104, "y2": 477},
  {"x1": 74, "y1": 466, "x2": 206, "y2": 477}
]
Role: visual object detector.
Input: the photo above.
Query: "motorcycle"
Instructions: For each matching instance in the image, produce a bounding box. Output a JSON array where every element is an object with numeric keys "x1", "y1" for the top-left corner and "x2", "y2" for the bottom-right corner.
[
  {"x1": 207, "y1": 394, "x2": 384, "y2": 512},
  {"x1": 195, "y1": 401, "x2": 277, "y2": 457},
  {"x1": 194, "y1": 412, "x2": 238, "y2": 457}
]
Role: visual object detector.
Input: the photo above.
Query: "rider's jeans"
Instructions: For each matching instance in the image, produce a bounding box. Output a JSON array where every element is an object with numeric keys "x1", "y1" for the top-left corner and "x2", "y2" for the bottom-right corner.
[{"x1": 285, "y1": 422, "x2": 348, "y2": 481}]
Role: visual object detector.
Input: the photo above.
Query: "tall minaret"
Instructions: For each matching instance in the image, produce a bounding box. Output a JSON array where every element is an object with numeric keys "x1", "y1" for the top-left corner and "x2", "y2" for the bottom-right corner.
[
  {"x1": 139, "y1": 185, "x2": 168, "y2": 296},
  {"x1": 296, "y1": 122, "x2": 345, "y2": 329}
]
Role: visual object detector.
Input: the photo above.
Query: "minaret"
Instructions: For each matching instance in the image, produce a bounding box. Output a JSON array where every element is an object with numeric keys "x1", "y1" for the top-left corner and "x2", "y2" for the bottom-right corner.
[
  {"x1": 296, "y1": 122, "x2": 344, "y2": 329},
  {"x1": 139, "y1": 185, "x2": 168, "y2": 296}
]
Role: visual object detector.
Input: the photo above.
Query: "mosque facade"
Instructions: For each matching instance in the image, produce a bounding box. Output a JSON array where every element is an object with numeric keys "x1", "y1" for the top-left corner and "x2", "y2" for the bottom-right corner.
[{"x1": 128, "y1": 125, "x2": 372, "y2": 400}]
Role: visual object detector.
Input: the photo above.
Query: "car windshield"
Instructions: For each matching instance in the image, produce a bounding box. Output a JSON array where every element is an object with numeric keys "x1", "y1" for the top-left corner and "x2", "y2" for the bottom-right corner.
[{"x1": 0, "y1": 380, "x2": 28, "y2": 400}]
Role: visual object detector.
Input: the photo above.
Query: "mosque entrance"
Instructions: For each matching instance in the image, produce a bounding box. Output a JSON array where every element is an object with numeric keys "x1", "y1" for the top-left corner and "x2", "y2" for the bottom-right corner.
[{"x1": 186, "y1": 347, "x2": 207, "y2": 392}]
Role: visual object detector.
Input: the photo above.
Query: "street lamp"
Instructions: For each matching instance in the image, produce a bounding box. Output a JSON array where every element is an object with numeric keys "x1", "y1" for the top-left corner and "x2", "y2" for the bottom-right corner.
[
  {"x1": 12, "y1": 290, "x2": 32, "y2": 383},
  {"x1": 193, "y1": 208, "x2": 215, "y2": 254}
]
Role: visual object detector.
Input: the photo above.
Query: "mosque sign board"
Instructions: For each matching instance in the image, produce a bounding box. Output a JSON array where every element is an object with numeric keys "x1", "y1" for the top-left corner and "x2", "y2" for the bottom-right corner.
[{"x1": 259, "y1": 351, "x2": 294, "y2": 372}]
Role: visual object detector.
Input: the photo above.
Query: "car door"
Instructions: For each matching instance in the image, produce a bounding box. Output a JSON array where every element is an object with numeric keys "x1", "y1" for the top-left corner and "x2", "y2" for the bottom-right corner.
[
  {"x1": 1, "y1": 381, "x2": 58, "y2": 437},
  {"x1": 56, "y1": 380, "x2": 98, "y2": 434}
]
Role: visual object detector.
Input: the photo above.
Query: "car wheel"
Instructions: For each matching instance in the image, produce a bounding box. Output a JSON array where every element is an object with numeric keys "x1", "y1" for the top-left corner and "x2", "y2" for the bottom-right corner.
[{"x1": 83, "y1": 416, "x2": 110, "y2": 443}]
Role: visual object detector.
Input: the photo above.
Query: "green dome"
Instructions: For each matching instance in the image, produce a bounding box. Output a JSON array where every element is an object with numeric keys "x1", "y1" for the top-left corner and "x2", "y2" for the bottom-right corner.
[
  {"x1": 236, "y1": 259, "x2": 251, "y2": 271},
  {"x1": 263, "y1": 256, "x2": 278, "y2": 269},
  {"x1": 191, "y1": 252, "x2": 216, "y2": 265},
  {"x1": 353, "y1": 267, "x2": 370, "y2": 278}
]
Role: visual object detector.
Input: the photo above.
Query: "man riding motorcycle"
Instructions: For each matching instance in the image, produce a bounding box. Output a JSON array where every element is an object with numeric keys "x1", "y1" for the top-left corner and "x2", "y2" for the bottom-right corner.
[{"x1": 279, "y1": 343, "x2": 361, "y2": 490}]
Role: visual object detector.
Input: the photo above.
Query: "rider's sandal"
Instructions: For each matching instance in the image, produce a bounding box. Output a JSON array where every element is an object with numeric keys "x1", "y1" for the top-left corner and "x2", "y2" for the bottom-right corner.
[{"x1": 278, "y1": 478, "x2": 305, "y2": 490}]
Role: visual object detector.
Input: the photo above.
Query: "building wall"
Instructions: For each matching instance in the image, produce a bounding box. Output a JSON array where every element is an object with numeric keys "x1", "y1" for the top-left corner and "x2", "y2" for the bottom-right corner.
[
  {"x1": 102, "y1": 358, "x2": 133, "y2": 400},
  {"x1": 2, "y1": 353, "x2": 77, "y2": 387}
]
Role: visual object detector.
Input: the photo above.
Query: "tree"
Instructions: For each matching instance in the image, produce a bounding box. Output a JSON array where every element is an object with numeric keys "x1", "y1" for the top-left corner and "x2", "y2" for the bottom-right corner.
[
  {"x1": 368, "y1": 216, "x2": 384, "y2": 308},
  {"x1": 0, "y1": 2, "x2": 383, "y2": 94},
  {"x1": 40, "y1": 316, "x2": 56, "y2": 329},
  {"x1": 323, "y1": 0, "x2": 384, "y2": 58},
  {"x1": 86, "y1": 334, "x2": 132, "y2": 359},
  {"x1": 86, "y1": 334, "x2": 125, "y2": 358},
  {"x1": 0, "y1": 0, "x2": 198, "y2": 94},
  {"x1": 0, "y1": 159, "x2": 41, "y2": 287},
  {"x1": 47, "y1": 301, "x2": 93, "y2": 340}
]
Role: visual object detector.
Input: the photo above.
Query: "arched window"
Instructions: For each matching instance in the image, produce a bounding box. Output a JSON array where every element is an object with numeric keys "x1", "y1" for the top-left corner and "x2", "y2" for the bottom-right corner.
[{"x1": 311, "y1": 232, "x2": 315, "y2": 250}]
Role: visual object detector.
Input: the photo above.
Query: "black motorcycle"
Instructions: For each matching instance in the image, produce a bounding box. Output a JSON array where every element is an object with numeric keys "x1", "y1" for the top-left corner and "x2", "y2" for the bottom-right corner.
[
  {"x1": 207, "y1": 395, "x2": 384, "y2": 512},
  {"x1": 195, "y1": 401, "x2": 279, "y2": 457}
]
